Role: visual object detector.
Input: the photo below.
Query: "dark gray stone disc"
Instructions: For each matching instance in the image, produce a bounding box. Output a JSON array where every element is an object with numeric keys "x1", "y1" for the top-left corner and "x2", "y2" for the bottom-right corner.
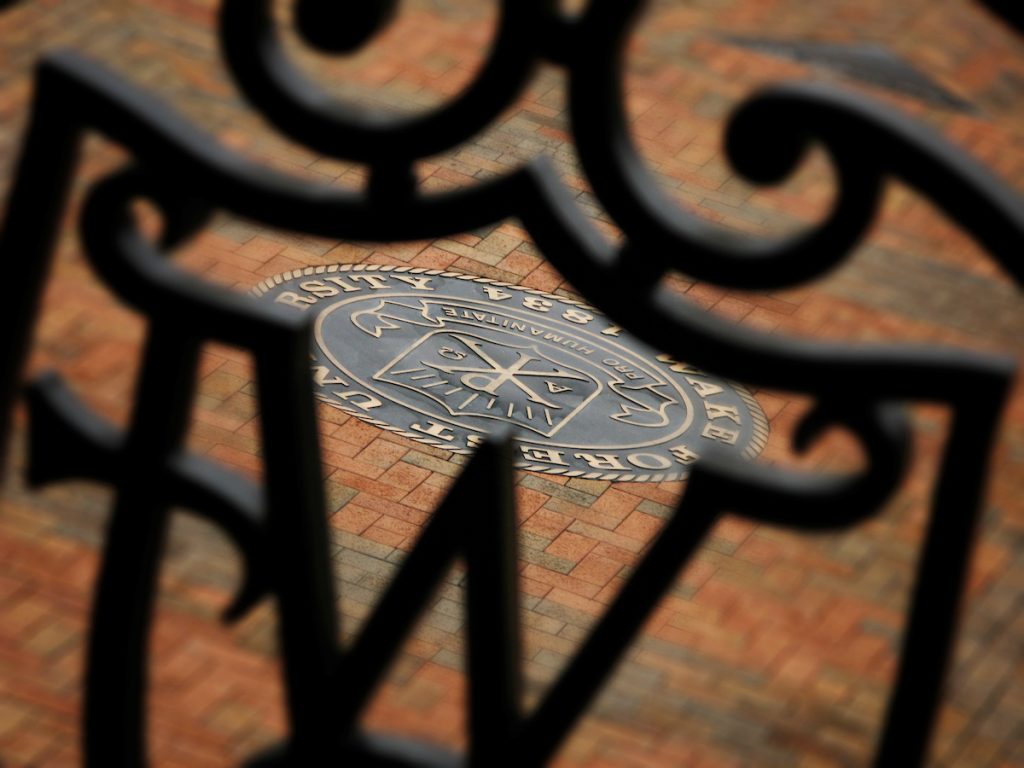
[{"x1": 254, "y1": 265, "x2": 768, "y2": 482}]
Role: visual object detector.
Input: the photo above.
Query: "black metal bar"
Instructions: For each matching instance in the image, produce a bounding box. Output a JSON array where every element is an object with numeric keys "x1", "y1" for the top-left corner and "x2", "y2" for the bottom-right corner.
[
  {"x1": 84, "y1": 329, "x2": 200, "y2": 765},
  {"x1": 465, "y1": 438, "x2": 521, "y2": 766},
  {"x1": 0, "y1": 67, "x2": 82, "y2": 470},
  {"x1": 516, "y1": 475, "x2": 720, "y2": 765},
  {"x1": 876, "y1": 396, "x2": 1011, "y2": 765},
  {"x1": 254, "y1": 334, "x2": 340, "y2": 757}
]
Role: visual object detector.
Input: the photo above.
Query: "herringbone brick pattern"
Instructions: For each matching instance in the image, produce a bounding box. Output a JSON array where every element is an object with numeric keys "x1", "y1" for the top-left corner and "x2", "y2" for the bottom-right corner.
[{"x1": 0, "y1": 0, "x2": 1022, "y2": 766}]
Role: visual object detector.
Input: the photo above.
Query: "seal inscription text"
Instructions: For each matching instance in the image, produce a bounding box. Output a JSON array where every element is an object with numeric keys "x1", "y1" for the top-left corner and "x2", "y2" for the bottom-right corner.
[{"x1": 254, "y1": 265, "x2": 768, "y2": 481}]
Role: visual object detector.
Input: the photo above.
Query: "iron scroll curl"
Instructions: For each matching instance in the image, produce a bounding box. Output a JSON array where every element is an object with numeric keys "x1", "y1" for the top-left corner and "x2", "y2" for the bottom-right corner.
[
  {"x1": 0, "y1": 0, "x2": 1019, "y2": 765},
  {"x1": 567, "y1": 0, "x2": 1024, "y2": 288}
]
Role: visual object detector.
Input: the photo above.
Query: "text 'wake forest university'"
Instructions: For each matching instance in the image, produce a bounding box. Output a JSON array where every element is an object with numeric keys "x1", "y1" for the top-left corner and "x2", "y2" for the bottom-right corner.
[{"x1": 255, "y1": 265, "x2": 767, "y2": 482}]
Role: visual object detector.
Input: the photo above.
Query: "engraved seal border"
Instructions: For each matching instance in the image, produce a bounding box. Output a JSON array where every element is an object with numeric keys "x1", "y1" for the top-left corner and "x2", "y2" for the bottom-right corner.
[{"x1": 252, "y1": 264, "x2": 769, "y2": 482}]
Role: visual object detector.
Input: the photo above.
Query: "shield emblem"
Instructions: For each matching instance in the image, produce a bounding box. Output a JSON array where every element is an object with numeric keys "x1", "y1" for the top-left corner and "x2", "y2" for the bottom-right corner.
[{"x1": 376, "y1": 330, "x2": 602, "y2": 437}]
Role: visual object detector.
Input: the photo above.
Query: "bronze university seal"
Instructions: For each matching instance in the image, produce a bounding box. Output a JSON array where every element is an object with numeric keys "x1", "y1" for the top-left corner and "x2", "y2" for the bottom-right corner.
[{"x1": 254, "y1": 265, "x2": 767, "y2": 482}]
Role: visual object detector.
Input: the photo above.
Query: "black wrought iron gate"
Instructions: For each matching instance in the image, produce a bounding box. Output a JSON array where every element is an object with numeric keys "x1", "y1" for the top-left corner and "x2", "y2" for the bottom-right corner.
[{"x1": 0, "y1": 1, "x2": 1021, "y2": 766}]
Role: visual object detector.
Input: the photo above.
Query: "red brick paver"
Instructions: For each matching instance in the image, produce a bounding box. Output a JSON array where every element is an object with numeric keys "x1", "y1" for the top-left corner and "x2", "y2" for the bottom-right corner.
[{"x1": 0, "y1": 0, "x2": 1022, "y2": 766}]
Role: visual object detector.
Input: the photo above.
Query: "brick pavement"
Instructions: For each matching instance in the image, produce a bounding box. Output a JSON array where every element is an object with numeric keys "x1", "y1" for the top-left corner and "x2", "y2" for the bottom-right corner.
[{"x1": 0, "y1": 0, "x2": 1022, "y2": 765}]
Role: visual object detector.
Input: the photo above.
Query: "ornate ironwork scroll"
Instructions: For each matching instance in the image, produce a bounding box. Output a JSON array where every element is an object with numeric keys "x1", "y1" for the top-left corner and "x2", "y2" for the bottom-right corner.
[{"x1": 0, "y1": 0, "x2": 1020, "y2": 765}]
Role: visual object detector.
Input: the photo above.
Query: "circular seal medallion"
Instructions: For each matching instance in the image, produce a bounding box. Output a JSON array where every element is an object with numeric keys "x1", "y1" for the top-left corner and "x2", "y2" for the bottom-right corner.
[{"x1": 253, "y1": 265, "x2": 767, "y2": 482}]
